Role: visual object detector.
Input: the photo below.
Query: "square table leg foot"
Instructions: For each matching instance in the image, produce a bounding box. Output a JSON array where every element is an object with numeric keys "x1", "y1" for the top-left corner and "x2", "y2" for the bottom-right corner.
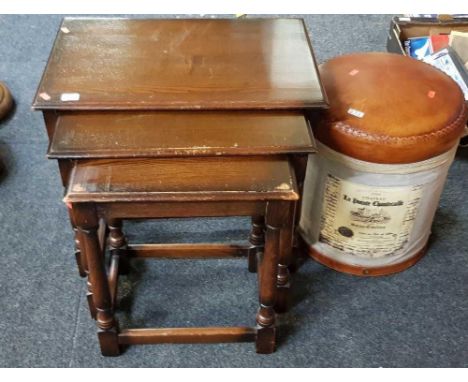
[
  {"x1": 98, "y1": 329, "x2": 121, "y2": 356},
  {"x1": 255, "y1": 326, "x2": 276, "y2": 354}
]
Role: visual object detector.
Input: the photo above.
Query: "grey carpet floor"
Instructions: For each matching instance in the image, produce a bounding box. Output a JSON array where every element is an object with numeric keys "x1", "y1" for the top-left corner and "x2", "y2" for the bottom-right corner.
[{"x1": 0, "y1": 14, "x2": 467, "y2": 368}]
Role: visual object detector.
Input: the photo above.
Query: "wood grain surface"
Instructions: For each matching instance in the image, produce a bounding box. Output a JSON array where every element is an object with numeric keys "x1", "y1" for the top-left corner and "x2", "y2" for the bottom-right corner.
[
  {"x1": 49, "y1": 111, "x2": 316, "y2": 158},
  {"x1": 33, "y1": 18, "x2": 326, "y2": 110},
  {"x1": 65, "y1": 156, "x2": 299, "y2": 202}
]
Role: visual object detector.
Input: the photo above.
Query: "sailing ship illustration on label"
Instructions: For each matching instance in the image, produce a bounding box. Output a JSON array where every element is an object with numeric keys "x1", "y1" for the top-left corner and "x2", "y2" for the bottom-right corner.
[{"x1": 319, "y1": 174, "x2": 423, "y2": 258}]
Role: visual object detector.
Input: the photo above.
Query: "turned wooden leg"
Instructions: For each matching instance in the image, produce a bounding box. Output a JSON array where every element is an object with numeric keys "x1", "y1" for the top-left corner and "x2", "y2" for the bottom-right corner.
[
  {"x1": 82, "y1": 232, "x2": 97, "y2": 320},
  {"x1": 290, "y1": 154, "x2": 308, "y2": 273},
  {"x1": 248, "y1": 215, "x2": 265, "y2": 273},
  {"x1": 275, "y1": 202, "x2": 296, "y2": 314},
  {"x1": 74, "y1": 203, "x2": 120, "y2": 356},
  {"x1": 256, "y1": 202, "x2": 283, "y2": 354},
  {"x1": 108, "y1": 219, "x2": 129, "y2": 275},
  {"x1": 67, "y1": 207, "x2": 86, "y2": 278},
  {"x1": 69, "y1": 206, "x2": 96, "y2": 319}
]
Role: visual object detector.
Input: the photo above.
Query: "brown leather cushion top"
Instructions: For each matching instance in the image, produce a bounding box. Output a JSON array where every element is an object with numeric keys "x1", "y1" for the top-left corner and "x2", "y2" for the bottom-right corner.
[{"x1": 314, "y1": 52, "x2": 467, "y2": 164}]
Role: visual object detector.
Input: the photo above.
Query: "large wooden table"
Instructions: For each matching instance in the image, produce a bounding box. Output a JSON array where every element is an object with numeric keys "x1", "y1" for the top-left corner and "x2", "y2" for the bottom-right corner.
[{"x1": 32, "y1": 17, "x2": 327, "y2": 353}]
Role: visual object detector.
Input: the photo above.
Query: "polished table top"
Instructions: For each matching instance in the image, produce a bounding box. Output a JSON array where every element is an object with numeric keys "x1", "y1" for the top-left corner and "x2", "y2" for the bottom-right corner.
[
  {"x1": 32, "y1": 17, "x2": 327, "y2": 111},
  {"x1": 65, "y1": 156, "x2": 299, "y2": 203},
  {"x1": 48, "y1": 111, "x2": 316, "y2": 159}
]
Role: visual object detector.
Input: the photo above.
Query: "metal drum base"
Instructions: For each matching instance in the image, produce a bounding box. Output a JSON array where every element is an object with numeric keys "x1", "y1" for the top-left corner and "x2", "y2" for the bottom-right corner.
[{"x1": 300, "y1": 235, "x2": 428, "y2": 277}]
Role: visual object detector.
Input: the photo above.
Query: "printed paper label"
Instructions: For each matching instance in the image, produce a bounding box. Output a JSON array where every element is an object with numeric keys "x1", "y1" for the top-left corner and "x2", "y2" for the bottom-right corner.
[
  {"x1": 347, "y1": 108, "x2": 365, "y2": 118},
  {"x1": 319, "y1": 174, "x2": 423, "y2": 258},
  {"x1": 60, "y1": 92, "x2": 80, "y2": 102}
]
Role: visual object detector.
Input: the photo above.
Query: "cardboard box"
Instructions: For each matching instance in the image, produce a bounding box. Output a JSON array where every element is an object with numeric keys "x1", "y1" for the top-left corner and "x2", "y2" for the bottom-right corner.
[
  {"x1": 387, "y1": 15, "x2": 468, "y2": 55},
  {"x1": 387, "y1": 15, "x2": 468, "y2": 145}
]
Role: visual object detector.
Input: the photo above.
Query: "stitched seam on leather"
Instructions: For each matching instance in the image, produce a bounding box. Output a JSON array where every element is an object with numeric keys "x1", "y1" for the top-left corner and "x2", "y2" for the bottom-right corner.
[{"x1": 331, "y1": 102, "x2": 467, "y2": 144}]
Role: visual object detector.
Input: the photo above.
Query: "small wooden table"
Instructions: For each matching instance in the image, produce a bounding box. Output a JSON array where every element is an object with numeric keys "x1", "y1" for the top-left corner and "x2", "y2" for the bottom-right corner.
[
  {"x1": 32, "y1": 17, "x2": 327, "y2": 354},
  {"x1": 66, "y1": 156, "x2": 299, "y2": 355}
]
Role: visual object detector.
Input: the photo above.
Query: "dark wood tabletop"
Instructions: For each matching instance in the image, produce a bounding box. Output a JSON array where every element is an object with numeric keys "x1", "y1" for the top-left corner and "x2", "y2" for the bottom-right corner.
[
  {"x1": 65, "y1": 156, "x2": 298, "y2": 203},
  {"x1": 32, "y1": 17, "x2": 327, "y2": 111},
  {"x1": 48, "y1": 111, "x2": 316, "y2": 158}
]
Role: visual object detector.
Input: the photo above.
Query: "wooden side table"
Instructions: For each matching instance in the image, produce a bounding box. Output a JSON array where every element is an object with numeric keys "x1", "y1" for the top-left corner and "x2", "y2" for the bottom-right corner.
[
  {"x1": 50, "y1": 110, "x2": 316, "y2": 280},
  {"x1": 66, "y1": 156, "x2": 298, "y2": 355},
  {"x1": 32, "y1": 17, "x2": 327, "y2": 354}
]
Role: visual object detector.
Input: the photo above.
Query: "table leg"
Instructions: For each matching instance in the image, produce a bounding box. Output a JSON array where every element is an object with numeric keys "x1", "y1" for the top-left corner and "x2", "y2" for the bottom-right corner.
[
  {"x1": 67, "y1": 207, "x2": 86, "y2": 278},
  {"x1": 108, "y1": 218, "x2": 129, "y2": 275},
  {"x1": 69, "y1": 205, "x2": 96, "y2": 319},
  {"x1": 256, "y1": 202, "x2": 282, "y2": 354},
  {"x1": 74, "y1": 203, "x2": 120, "y2": 356},
  {"x1": 248, "y1": 215, "x2": 265, "y2": 273},
  {"x1": 290, "y1": 154, "x2": 308, "y2": 272},
  {"x1": 59, "y1": 159, "x2": 86, "y2": 279},
  {"x1": 275, "y1": 202, "x2": 296, "y2": 314}
]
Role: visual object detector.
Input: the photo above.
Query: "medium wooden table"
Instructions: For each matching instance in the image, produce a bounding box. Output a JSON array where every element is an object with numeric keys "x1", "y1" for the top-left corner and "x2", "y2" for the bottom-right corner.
[{"x1": 32, "y1": 17, "x2": 327, "y2": 353}]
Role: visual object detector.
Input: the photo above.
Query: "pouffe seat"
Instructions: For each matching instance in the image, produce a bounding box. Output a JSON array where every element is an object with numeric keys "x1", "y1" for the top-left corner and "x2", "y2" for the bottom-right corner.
[
  {"x1": 314, "y1": 53, "x2": 466, "y2": 164},
  {"x1": 300, "y1": 52, "x2": 468, "y2": 276}
]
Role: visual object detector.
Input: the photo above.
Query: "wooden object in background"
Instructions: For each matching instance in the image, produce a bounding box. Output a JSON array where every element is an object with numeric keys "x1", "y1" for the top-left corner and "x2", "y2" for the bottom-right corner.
[{"x1": 0, "y1": 82, "x2": 13, "y2": 120}]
